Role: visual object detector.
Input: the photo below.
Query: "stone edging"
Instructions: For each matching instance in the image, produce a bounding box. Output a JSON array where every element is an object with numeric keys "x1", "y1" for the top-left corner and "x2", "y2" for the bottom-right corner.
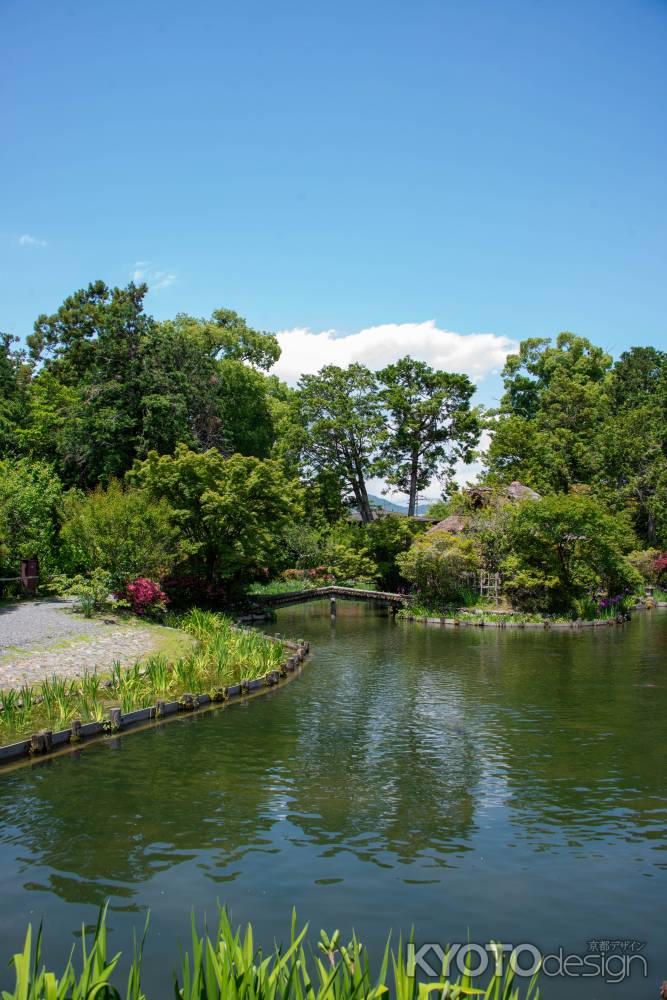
[
  {"x1": 0, "y1": 630, "x2": 310, "y2": 769},
  {"x1": 399, "y1": 602, "x2": 667, "y2": 630}
]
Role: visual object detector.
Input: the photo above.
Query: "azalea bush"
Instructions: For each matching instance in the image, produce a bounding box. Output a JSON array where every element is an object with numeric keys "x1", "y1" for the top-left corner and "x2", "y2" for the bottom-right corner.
[
  {"x1": 654, "y1": 551, "x2": 667, "y2": 584},
  {"x1": 117, "y1": 577, "x2": 168, "y2": 617},
  {"x1": 627, "y1": 548, "x2": 661, "y2": 584}
]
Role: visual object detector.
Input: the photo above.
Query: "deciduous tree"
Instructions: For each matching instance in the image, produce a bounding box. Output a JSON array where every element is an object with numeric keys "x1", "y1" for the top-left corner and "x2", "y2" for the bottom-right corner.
[
  {"x1": 297, "y1": 364, "x2": 383, "y2": 523},
  {"x1": 129, "y1": 445, "x2": 303, "y2": 585}
]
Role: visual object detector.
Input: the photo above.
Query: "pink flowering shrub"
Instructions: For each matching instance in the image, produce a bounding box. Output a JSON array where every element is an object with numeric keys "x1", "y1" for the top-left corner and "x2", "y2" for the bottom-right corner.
[
  {"x1": 117, "y1": 577, "x2": 168, "y2": 616},
  {"x1": 654, "y1": 552, "x2": 667, "y2": 584}
]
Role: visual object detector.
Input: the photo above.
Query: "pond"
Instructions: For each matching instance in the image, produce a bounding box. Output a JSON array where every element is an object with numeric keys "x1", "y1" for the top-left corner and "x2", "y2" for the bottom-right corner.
[{"x1": 0, "y1": 602, "x2": 665, "y2": 998}]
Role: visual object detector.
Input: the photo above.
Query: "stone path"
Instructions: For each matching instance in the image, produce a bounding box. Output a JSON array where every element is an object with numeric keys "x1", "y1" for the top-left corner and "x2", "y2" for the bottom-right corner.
[{"x1": 0, "y1": 600, "x2": 183, "y2": 689}]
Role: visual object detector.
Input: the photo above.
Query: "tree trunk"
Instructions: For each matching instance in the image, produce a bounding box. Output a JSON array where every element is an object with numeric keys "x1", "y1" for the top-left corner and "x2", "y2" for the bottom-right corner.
[
  {"x1": 357, "y1": 474, "x2": 373, "y2": 523},
  {"x1": 407, "y1": 450, "x2": 419, "y2": 516},
  {"x1": 353, "y1": 453, "x2": 374, "y2": 522}
]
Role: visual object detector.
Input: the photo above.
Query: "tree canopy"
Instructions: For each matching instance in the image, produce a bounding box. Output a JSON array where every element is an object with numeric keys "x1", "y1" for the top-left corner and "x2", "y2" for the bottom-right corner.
[
  {"x1": 0, "y1": 280, "x2": 664, "y2": 608},
  {"x1": 129, "y1": 445, "x2": 303, "y2": 586},
  {"x1": 377, "y1": 357, "x2": 480, "y2": 515}
]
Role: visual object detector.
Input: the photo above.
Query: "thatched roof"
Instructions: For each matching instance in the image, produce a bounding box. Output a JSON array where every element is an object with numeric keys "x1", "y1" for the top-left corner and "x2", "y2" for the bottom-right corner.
[{"x1": 426, "y1": 481, "x2": 540, "y2": 536}]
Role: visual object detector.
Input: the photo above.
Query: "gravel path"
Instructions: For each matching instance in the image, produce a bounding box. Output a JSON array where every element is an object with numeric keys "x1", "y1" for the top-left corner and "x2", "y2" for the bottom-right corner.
[
  {"x1": 0, "y1": 599, "x2": 104, "y2": 653},
  {"x1": 0, "y1": 600, "x2": 187, "y2": 689}
]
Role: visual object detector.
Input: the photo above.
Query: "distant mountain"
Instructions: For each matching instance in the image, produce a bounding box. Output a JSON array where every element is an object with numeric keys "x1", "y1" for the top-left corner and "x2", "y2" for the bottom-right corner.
[
  {"x1": 367, "y1": 494, "x2": 409, "y2": 514},
  {"x1": 367, "y1": 494, "x2": 438, "y2": 515}
]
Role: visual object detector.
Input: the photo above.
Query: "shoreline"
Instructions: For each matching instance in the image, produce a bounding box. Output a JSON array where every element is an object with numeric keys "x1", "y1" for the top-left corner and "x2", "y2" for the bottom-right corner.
[{"x1": 0, "y1": 630, "x2": 310, "y2": 771}]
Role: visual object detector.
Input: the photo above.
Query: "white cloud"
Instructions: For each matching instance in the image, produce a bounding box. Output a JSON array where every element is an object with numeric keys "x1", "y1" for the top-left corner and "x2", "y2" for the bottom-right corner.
[
  {"x1": 18, "y1": 233, "x2": 47, "y2": 247},
  {"x1": 272, "y1": 320, "x2": 517, "y2": 385},
  {"x1": 130, "y1": 261, "x2": 176, "y2": 292},
  {"x1": 271, "y1": 321, "x2": 513, "y2": 499}
]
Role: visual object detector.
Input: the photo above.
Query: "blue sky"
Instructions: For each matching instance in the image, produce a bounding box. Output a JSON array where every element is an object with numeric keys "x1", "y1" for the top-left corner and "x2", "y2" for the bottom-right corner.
[{"x1": 2, "y1": 0, "x2": 666, "y2": 416}]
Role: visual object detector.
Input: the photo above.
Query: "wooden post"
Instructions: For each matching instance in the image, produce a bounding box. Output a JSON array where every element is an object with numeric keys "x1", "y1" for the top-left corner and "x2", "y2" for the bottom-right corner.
[
  {"x1": 30, "y1": 729, "x2": 52, "y2": 754},
  {"x1": 20, "y1": 558, "x2": 39, "y2": 595},
  {"x1": 330, "y1": 595, "x2": 337, "y2": 617}
]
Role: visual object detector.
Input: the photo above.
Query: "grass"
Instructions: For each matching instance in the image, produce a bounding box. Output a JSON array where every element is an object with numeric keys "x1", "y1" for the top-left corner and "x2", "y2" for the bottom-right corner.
[
  {"x1": 397, "y1": 602, "x2": 546, "y2": 624},
  {"x1": 650, "y1": 585, "x2": 667, "y2": 603},
  {"x1": 398, "y1": 592, "x2": 642, "y2": 625},
  {"x1": 2, "y1": 905, "x2": 541, "y2": 1000},
  {"x1": 396, "y1": 596, "x2": 543, "y2": 623},
  {"x1": 0, "y1": 610, "x2": 286, "y2": 746}
]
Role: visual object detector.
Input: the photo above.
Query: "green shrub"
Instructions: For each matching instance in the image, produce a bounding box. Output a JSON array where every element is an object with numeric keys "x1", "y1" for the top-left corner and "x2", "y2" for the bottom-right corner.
[
  {"x1": 60, "y1": 480, "x2": 181, "y2": 587},
  {"x1": 52, "y1": 568, "x2": 114, "y2": 617},
  {"x1": 324, "y1": 541, "x2": 378, "y2": 585},
  {"x1": 396, "y1": 530, "x2": 479, "y2": 604},
  {"x1": 364, "y1": 514, "x2": 426, "y2": 589},
  {"x1": 502, "y1": 494, "x2": 642, "y2": 613}
]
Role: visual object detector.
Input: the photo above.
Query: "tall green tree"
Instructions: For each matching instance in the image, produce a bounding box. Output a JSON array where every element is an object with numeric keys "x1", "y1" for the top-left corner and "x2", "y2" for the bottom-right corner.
[
  {"x1": 157, "y1": 309, "x2": 281, "y2": 370},
  {"x1": 297, "y1": 364, "x2": 383, "y2": 523},
  {"x1": 485, "y1": 333, "x2": 612, "y2": 492},
  {"x1": 0, "y1": 334, "x2": 29, "y2": 455},
  {"x1": 377, "y1": 358, "x2": 480, "y2": 515},
  {"x1": 597, "y1": 347, "x2": 667, "y2": 544},
  {"x1": 609, "y1": 346, "x2": 667, "y2": 409},
  {"x1": 0, "y1": 459, "x2": 64, "y2": 577},
  {"x1": 25, "y1": 282, "x2": 282, "y2": 483}
]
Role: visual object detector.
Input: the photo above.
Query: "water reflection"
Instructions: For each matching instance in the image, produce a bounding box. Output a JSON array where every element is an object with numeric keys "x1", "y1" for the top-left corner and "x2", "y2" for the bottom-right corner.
[{"x1": 0, "y1": 603, "x2": 665, "y2": 999}]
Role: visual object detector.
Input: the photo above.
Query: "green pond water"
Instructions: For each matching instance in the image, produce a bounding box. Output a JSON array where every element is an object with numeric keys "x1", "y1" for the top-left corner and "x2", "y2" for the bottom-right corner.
[{"x1": 0, "y1": 602, "x2": 665, "y2": 998}]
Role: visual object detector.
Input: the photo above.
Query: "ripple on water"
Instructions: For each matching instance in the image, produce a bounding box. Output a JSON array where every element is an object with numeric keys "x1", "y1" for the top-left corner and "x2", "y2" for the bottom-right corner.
[{"x1": 0, "y1": 603, "x2": 665, "y2": 1000}]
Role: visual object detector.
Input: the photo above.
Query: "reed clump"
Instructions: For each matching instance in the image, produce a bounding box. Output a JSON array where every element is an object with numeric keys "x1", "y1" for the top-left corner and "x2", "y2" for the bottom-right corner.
[{"x1": 2, "y1": 905, "x2": 541, "y2": 1000}]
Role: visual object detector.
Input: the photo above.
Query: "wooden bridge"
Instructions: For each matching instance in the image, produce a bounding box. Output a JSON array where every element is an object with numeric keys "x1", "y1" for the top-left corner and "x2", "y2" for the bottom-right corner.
[{"x1": 253, "y1": 585, "x2": 408, "y2": 613}]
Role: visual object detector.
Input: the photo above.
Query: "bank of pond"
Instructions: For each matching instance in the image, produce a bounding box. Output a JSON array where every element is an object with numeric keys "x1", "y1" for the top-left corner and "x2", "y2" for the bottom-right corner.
[{"x1": 0, "y1": 609, "x2": 308, "y2": 763}]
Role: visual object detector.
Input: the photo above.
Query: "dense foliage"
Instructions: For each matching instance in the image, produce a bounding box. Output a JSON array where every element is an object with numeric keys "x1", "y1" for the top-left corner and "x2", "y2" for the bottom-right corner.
[
  {"x1": 397, "y1": 530, "x2": 479, "y2": 604},
  {"x1": 485, "y1": 335, "x2": 667, "y2": 546},
  {"x1": 501, "y1": 494, "x2": 642, "y2": 613},
  {"x1": 0, "y1": 282, "x2": 663, "y2": 613},
  {"x1": 1, "y1": 905, "x2": 541, "y2": 1000}
]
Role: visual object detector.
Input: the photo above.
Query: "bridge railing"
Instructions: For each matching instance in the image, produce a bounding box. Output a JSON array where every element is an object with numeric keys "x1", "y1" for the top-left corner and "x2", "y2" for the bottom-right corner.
[{"x1": 254, "y1": 585, "x2": 408, "y2": 608}]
